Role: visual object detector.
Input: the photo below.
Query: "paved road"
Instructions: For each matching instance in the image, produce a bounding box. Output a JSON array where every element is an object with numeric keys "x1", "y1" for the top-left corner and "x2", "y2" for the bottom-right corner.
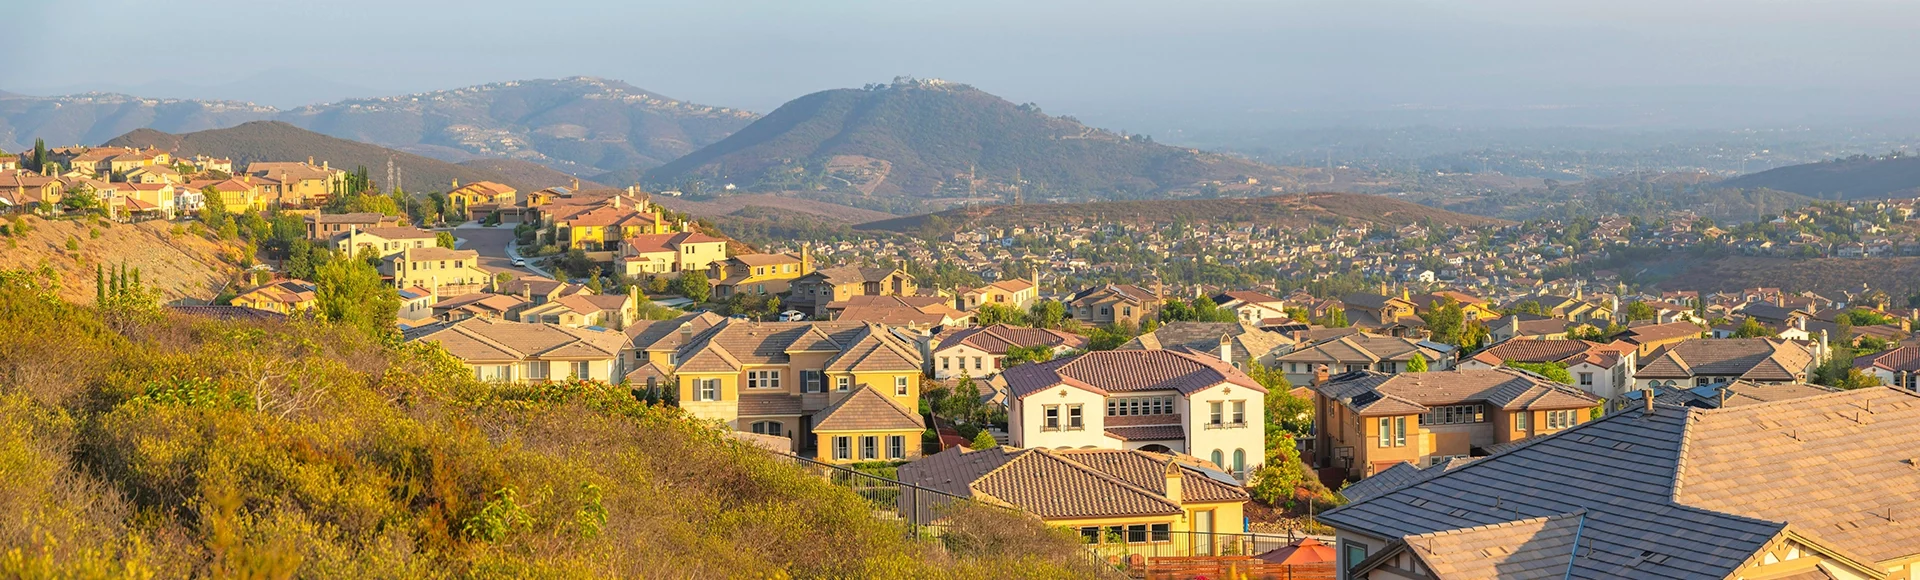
[{"x1": 442, "y1": 224, "x2": 551, "y2": 278}]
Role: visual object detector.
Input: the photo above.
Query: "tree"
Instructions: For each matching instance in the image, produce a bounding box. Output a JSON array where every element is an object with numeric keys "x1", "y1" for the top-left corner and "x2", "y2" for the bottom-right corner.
[
  {"x1": 1504, "y1": 360, "x2": 1573, "y2": 385},
  {"x1": 1028, "y1": 300, "x2": 1066, "y2": 329},
  {"x1": 1508, "y1": 300, "x2": 1547, "y2": 316},
  {"x1": 1625, "y1": 301, "x2": 1657, "y2": 322},
  {"x1": 1730, "y1": 317, "x2": 1774, "y2": 338},
  {"x1": 586, "y1": 266, "x2": 604, "y2": 294},
  {"x1": 436, "y1": 231, "x2": 458, "y2": 249},
  {"x1": 674, "y1": 270, "x2": 710, "y2": 303},
  {"x1": 60, "y1": 188, "x2": 100, "y2": 213},
  {"x1": 315, "y1": 258, "x2": 400, "y2": 338},
  {"x1": 1419, "y1": 299, "x2": 1465, "y2": 346},
  {"x1": 1002, "y1": 345, "x2": 1055, "y2": 368},
  {"x1": 199, "y1": 186, "x2": 233, "y2": 237},
  {"x1": 974, "y1": 303, "x2": 1028, "y2": 326},
  {"x1": 30, "y1": 138, "x2": 46, "y2": 172},
  {"x1": 1407, "y1": 353, "x2": 1429, "y2": 372},
  {"x1": 969, "y1": 430, "x2": 998, "y2": 450},
  {"x1": 1320, "y1": 307, "x2": 1349, "y2": 328}
]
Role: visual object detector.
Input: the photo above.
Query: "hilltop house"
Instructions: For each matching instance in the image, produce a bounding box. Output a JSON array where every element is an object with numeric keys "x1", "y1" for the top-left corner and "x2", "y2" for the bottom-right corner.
[
  {"x1": 332, "y1": 226, "x2": 436, "y2": 260},
  {"x1": 1000, "y1": 350, "x2": 1267, "y2": 479},
  {"x1": 245, "y1": 160, "x2": 345, "y2": 207},
  {"x1": 386, "y1": 247, "x2": 491, "y2": 298},
  {"x1": 928, "y1": 324, "x2": 1089, "y2": 379},
  {"x1": 710, "y1": 251, "x2": 812, "y2": 298},
  {"x1": 959, "y1": 278, "x2": 1038, "y2": 312},
  {"x1": 1322, "y1": 388, "x2": 1920, "y2": 580},
  {"x1": 230, "y1": 280, "x2": 317, "y2": 314},
  {"x1": 445, "y1": 180, "x2": 518, "y2": 221},
  {"x1": 619, "y1": 231, "x2": 729, "y2": 278},
  {"x1": 1457, "y1": 339, "x2": 1636, "y2": 400},
  {"x1": 1634, "y1": 338, "x2": 1819, "y2": 389},
  {"x1": 1118, "y1": 321, "x2": 1295, "y2": 371},
  {"x1": 787, "y1": 266, "x2": 918, "y2": 319},
  {"x1": 1340, "y1": 291, "x2": 1422, "y2": 336},
  {"x1": 1308, "y1": 367, "x2": 1600, "y2": 479},
  {"x1": 305, "y1": 212, "x2": 405, "y2": 240},
  {"x1": 1273, "y1": 336, "x2": 1453, "y2": 385},
  {"x1": 402, "y1": 317, "x2": 628, "y2": 383},
  {"x1": 1065, "y1": 284, "x2": 1161, "y2": 327},
  {"x1": 899, "y1": 447, "x2": 1249, "y2": 553}
]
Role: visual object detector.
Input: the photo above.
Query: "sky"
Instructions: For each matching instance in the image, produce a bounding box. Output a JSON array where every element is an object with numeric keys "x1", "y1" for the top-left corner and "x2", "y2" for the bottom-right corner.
[{"x1": 8, "y1": 0, "x2": 1920, "y2": 133}]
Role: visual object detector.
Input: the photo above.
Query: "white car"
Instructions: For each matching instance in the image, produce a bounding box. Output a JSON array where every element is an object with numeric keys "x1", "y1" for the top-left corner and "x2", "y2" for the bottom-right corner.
[
  {"x1": 511, "y1": 258, "x2": 527, "y2": 267},
  {"x1": 778, "y1": 310, "x2": 808, "y2": 322}
]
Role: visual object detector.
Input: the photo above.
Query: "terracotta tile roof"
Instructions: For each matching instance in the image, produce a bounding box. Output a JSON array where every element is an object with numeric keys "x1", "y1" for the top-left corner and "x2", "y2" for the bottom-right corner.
[
  {"x1": 234, "y1": 280, "x2": 316, "y2": 306},
  {"x1": 1103, "y1": 424, "x2": 1185, "y2": 442},
  {"x1": 623, "y1": 231, "x2": 721, "y2": 254},
  {"x1": 432, "y1": 293, "x2": 527, "y2": 315},
  {"x1": 1856, "y1": 345, "x2": 1920, "y2": 372},
  {"x1": 402, "y1": 317, "x2": 624, "y2": 363},
  {"x1": 1323, "y1": 388, "x2": 1920, "y2": 579},
  {"x1": 1637, "y1": 338, "x2": 1814, "y2": 381},
  {"x1": 806, "y1": 266, "x2": 904, "y2": 285},
  {"x1": 738, "y1": 394, "x2": 803, "y2": 418},
  {"x1": 500, "y1": 276, "x2": 591, "y2": 299},
  {"x1": 1616, "y1": 321, "x2": 1707, "y2": 345},
  {"x1": 729, "y1": 253, "x2": 801, "y2": 267},
  {"x1": 671, "y1": 320, "x2": 919, "y2": 373},
  {"x1": 934, "y1": 324, "x2": 1089, "y2": 355},
  {"x1": 1055, "y1": 449, "x2": 1246, "y2": 503},
  {"x1": 811, "y1": 384, "x2": 923, "y2": 431},
  {"x1": 168, "y1": 305, "x2": 287, "y2": 322},
  {"x1": 1469, "y1": 339, "x2": 1603, "y2": 367},
  {"x1": 829, "y1": 295, "x2": 967, "y2": 326},
  {"x1": 899, "y1": 446, "x2": 1241, "y2": 521},
  {"x1": 449, "y1": 181, "x2": 515, "y2": 197},
  {"x1": 1312, "y1": 368, "x2": 1600, "y2": 416},
  {"x1": 1002, "y1": 349, "x2": 1266, "y2": 400}
]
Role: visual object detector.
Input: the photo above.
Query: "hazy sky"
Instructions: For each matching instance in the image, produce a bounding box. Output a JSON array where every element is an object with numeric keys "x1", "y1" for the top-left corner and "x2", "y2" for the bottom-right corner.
[{"x1": 8, "y1": 0, "x2": 1920, "y2": 132}]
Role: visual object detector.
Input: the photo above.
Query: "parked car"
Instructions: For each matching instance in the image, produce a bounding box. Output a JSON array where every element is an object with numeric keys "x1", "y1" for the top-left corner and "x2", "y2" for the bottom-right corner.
[
  {"x1": 778, "y1": 310, "x2": 808, "y2": 322},
  {"x1": 511, "y1": 258, "x2": 527, "y2": 267}
]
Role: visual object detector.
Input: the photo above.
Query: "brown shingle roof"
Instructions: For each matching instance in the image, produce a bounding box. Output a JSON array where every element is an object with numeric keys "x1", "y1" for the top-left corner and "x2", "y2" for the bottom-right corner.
[
  {"x1": 738, "y1": 394, "x2": 803, "y2": 418},
  {"x1": 1469, "y1": 339, "x2": 1603, "y2": 367},
  {"x1": 1312, "y1": 368, "x2": 1599, "y2": 416},
  {"x1": 402, "y1": 317, "x2": 624, "y2": 362},
  {"x1": 900, "y1": 447, "x2": 1219, "y2": 520},
  {"x1": 1103, "y1": 425, "x2": 1186, "y2": 442},
  {"x1": 1399, "y1": 511, "x2": 1587, "y2": 579},
  {"x1": 1003, "y1": 350, "x2": 1266, "y2": 400},
  {"x1": 934, "y1": 324, "x2": 1089, "y2": 355},
  {"x1": 812, "y1": 384, "x2": 923, "y2": 431},
  {"x1": 1637, "y1": 338, "x2": 1813, "y2": 381}
]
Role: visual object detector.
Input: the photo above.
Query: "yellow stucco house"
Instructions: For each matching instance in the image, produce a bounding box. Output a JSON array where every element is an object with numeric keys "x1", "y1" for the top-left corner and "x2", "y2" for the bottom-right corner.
[
  {"x1": 387, "y1": 247, "x2": 491, "y2": 298},
  {"x1": 230, "y1": 280, "x2": 318, "y2": 314},
  {"x1": 900, "y1": 447, "x2": 1250, "y2": 556},
  {"x1": 710, "y1": 251, "x2": 812, "y2": 298},
  {"x1": 620, "y1": 231, "x2": 729, "y2": 278}
]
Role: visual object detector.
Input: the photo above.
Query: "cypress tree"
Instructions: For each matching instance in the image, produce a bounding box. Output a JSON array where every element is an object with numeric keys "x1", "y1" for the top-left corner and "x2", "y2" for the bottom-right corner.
[{"x1": 95, "y1": 265, "x2": 106, "y2": 304}]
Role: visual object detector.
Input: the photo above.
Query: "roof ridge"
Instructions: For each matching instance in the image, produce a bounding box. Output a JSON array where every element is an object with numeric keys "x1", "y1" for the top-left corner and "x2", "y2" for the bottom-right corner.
[{"x1": 1668, "y1": 407, "x2": 1701, "y2": 502}]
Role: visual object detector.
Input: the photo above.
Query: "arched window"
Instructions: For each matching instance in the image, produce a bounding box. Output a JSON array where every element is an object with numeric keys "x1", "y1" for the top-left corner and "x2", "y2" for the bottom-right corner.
[
  {"x1": 1210, "y1": 450, "x2": 1224, "y2": 469},
  {"x1": 1232, "y1": 449, "x2": 1246, "y2": 476},
  {"x1": 751, "y1": 421, "x2": 783, "y2": 435}
]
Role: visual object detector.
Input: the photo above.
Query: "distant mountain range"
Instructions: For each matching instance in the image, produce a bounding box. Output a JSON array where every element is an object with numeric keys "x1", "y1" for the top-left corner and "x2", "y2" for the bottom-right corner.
[
  {"x1": 856, "y1": 192, "x2": 1507, "y2": 235},
  {"x1": 3, "y1": 77, "x2": 755, "y2": 183},
  {"x1": 1720, "y1": 154, "x2": 1920, "y2": 200},
  {"x1": 105, "y1": 122, "x2": 583, "y2": 194},
  {"x1": 646, "y1": 78, "x2": 1278, "y2": 208}
]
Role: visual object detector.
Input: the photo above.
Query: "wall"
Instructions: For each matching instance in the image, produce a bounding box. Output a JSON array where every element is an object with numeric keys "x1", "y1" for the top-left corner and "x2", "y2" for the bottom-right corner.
[
  {"x1": 1184, "y1": 382, "x2": 1265, "y2": 478},
  {"x1": 1013, "y1": 386, "x2": 1110, "y2": 449}
]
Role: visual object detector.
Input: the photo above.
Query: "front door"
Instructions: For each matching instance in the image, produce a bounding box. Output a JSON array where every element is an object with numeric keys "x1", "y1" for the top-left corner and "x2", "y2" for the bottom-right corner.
[
  {"x1": 798, "y1": 415, "x2": 816, "y2": 454},
  {"x1": 1193, "y1": 509, "x2": 1214, "y2": 556}
]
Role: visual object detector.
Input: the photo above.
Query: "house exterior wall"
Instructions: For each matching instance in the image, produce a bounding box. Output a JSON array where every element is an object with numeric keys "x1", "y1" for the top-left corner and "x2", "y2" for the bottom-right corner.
[
  {"x1": 1012, "y1": 386, "x2": 1111, "y2": 449},
  {"x1": 1184, "y1": 383, "x2": 1265, "y2": 477},
  {"x1": 814, "y1": 428, "x2": 922, "y2": 464},
  {"x1": 932, "y1": 344, "x2": 999, "y2": 379}
]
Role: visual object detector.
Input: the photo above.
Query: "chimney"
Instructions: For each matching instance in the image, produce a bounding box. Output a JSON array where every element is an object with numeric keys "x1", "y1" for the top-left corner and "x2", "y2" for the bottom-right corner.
[
  {"x1": 800, "y1": 243, "x2": 813, "y2": 274},
  {"x1": 1717, "y1": 385, "x2": 1728, "y2": 407},
  {"x1": 451, "y1": 179, "x2": 459, "y2": 189},
  {"x1": 1644, "y1": 388, "x2": 1656, "y2": 415},
  {"x1": 1164, "y1": 462, "x2": 1184, "y2": 503},
  {"x1": 307, "y1": 156, "x2": 315, "y2": 165},
  {"x1": 1313, "y1": 364, "x2": 1330, "y2": 386},
  {"x1": 1218, "y1": 335, "x2": 1233, "y2": 366},
  {"x1": 571, "y1": 177, "x2": 580, "y2": 191}
]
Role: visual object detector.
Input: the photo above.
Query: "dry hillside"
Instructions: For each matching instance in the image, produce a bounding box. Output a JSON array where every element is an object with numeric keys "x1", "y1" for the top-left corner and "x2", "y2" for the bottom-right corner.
[
  {"x1": 857, "y1": 192, "x2": 1508, "y2": 234},
  {"x1": 0, "y1": 216, "x2": 240, "y2": 304}
]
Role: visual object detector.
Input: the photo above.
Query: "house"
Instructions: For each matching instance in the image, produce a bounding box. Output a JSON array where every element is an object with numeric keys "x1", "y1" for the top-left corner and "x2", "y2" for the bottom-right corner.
[
  {"x1": 1854, "y1": 345, "x2": 1920, "y2": 390},
  {"x1": 619, "y1": 231, "x2": 729, "y2": 278},
  {"x1": 332, "y1": 226, "x2": 436, "y2": 260},
  {"x1": 1118, "y1": 321, "x2": 1295, "y2": 371},
  {"x1": 1635, "y1": 338, "x2": 1818, "y2": 390},
  {"x1": 1273, "y1": 336, "x2": 1453, "y2": 385},
  {"x1": 827, "y1": 295, "x2": 971, "y2": 328},
  {"x1": 445, "y1": 180, "x2": 517, "y2": 221},
  {"x1": 898, "y1": 447, "x2": 1249, "y2": 552},
  {"x1": 1308, "y1": 367, "x2": 1600, "y2": 479},
  {"x1": 1408, "y1": 291, "x2": 1498, "y2": 322},
  {"x1": 514, "y1": 292, "x2": 638, "y2": 330},
  {"x1": 1456, "y1": 339, "x2": 1636, "y2": 400},
  {"x1": 402, "y1": 317, "x2": 627, "y2": 383},
  {"x1": 1340, "y1": 291, "x2": 1421, "y2": 335},
  {"x1": 1485, "y1": 314, "x2": 1576, "y2": 343},
  {"x1": 959, "y1": 277, "x2": 1038, "y2": 311},
  {"x1": 387, "y1": 247, "x2": 491, "y2": 298},
  {"x1": 663, "y1": 320, "x2": 925, "y2": 458},
  {"x1": 191, "y1": 177, "x2": 266, "y2": 213},
  {"x1": 1612, "y1": 320, "x2": 1706, "y2": 356},
  {"x1": 928, "y1": 324, "x2": 1090, "y2": 379},
  {"x1": 787, "y1": 266, "x2": 918, "y2": 318},
  {"x1": 1000, "y1": 350, "x2": 1267, "y2": 479},
  {"x1": 396, "y1": 287, "x2": 437, "y2": 327},
  {"x1": 229, "y1": 280, "x2": 318, "y2": 314},
  {"x1": 430, "y1": 293, "x2": 529, "y2": 322},
  {"x1": 710, "y1": 251, "x2": 813, "y2": 298},
  {"x1": 498, "y1": 276, "x2": 592, "y2": 305},
  {"x1": 1211, "y1": 290, "x2": 1291, "y2": 324},
  {"x1": 1065, "y1": 284, "x2": 1161, "y2": 327},
  {"x1": 123, "y1": 183, "x2": 178, "y2": 218},
  {"x1": 305, "y1": 212, "x2": 405, "y2": 240},
  {"x1": 545, "y1": 200, "x2": 667, "y2": 256},
  {"x1": 0, "y1": 172, "x2": 66, "y2": 209},
  {"x1": 620, "y1": 311, "x2": 728, "y2": 382},
  {"x1": 245, "y1": 160, "x2": 345, "y2": 207},
  {"x1": 1322, "y1": 388, "x2": 1920, "y2": 580}
]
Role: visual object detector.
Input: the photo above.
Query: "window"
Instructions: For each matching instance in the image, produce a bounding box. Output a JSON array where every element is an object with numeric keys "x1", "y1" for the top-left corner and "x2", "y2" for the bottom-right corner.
[
  {"x1": 1377, "y1": 417, "x2": 1407, "y2": 447},
  {"x1": 526, "y1": 361, "x2": 549, "y2": 380},
  {"x1": 1342, "y1": 540, "x2": 1369, "y2": 572},
  {"x1": 573, "y1": 361, "x2": 591, "y2": 379},
  {"x1": 1079, "y1": 527, "x2": 1101, "y2": 543},
  {"x1": 1210, "y1": 449, "x2": 1224, "y2": 468},
  {"x1": 895, "y1": 376, "x2": 909, "y2": 396},
  {"x1": 1150, "y1": 523, "x2": 1171, "y2": 542},
  {"x1": 1419, "y1": 404, "x2": 1485, "y2": 425},
  {"x1": 1126, "y1": 524, "x2": 1148, "y2": 543},
  {"x1": 836, "y1": 376, "x2": 850, "y2": 392},
  {"x1": 1515, "y1": 411, "x2": 1530, "y2": 431},
  {"x1": 941, "y1": 357, "x2": 950, "y2": 370},
  {"x1": 973, "y1": 357, "x2": 983, "y2": 370},
  {"x1": 1231, "y1": 401, "x2": 1246, "y2": 425},
  {"x1": 1546, "y1": 409, "x2": 1578, "y2": 430},
  {"x1": 1067, "y1": 405, "x2": 1083, "y2": 430},
  {"x1": 751, "y1": 421, "x2": 783, "y2": 435},
  {"x1": 887, "y1": 435, "x2": 905, "y2": 459},
  {"x1": 1043, "y1": 405, "x2": 1061, "y2": 430},
  {"x1": 698, "y1": 379, "x2": 720, "y2": 401},
  {"x1": 860, "y1": 436, "x2": 878, "y2": 460},
  {"x1": 747, "y1": 370, "x2": 781, "y2": 389},
  {"x1": 1579, "y1": 372, "x2": 1594, "y2": 387},
  {"x1": 1232, "y1": 449, "x2": 1246, "y2": 476},
  {"x1": 1209, "y1": 401, "x2": 1224, "y2": 425},
  {"x1": 801, "y1": 370, "x2": 823, "y2": 393},
  {"x1": 833, "y1": 436, "x2": 851, "y2": 460}
]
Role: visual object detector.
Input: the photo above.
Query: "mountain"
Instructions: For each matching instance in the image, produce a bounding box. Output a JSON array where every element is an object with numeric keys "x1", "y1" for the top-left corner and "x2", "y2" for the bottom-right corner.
[
  {"x1": 278, "y1": 77, "x2": 757, "y2": 182},
  {"x1": 105, "y1": 122, "x2": 542, "y2": 193},
  {"x1": 645, "y1": 78, "x2": 1278, "y2": 208},
  {"x1": 457, "y1": 158, "x2": 609, "y2": 191},
  {"x1": 1, "y1": 77, "x2": 757, "y2": 182},
  {"x1": 1719, "y1": 154, "x2": 1920, "y2": 200},
  {"x1": 856, "y1": 192, "x2": 1509, "y2": 235},
  {"x1": 0, "y1": 92, "x2": 276, "y2": 152}
]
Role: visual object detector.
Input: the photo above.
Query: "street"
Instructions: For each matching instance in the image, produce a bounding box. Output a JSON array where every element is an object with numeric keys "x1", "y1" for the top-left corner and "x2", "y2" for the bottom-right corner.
[{"x1": 443, "y1": 224, "x2": 549, "y2": 278}]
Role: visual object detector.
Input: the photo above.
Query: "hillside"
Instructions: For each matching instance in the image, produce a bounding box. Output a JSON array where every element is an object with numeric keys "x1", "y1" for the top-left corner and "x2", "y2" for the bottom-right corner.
[
  {"x1": 1719, "y1": 154, "x2": 1920, "y2": 201},
  {"x1": 458, "y1": 158, "x2": 609, "y2": 191},
  {"x1": 106, "y1": 122, "x2": 543, "y2": 193},
  {"x1": 1656, "y1": 254, "x2": 1920, "y2": 298},
  {"x1": 0, "y1": 282, "x2": 1101, "y2": 578},
  {"x1": 0, "y1": 216, "x2": 241, "y2": 304},
  {"x1": 0, "y1": 92, "x2": 276, "y2": 152},
  {"x1": 280, "y1": 77, "x2": 756, "y2": 182},
  {"x1": 646, "y1": 78, "x2": 1278, "y2": 207},
  {"x1": 856, "y1": 192, "x2": 1509, "y2": 235}
]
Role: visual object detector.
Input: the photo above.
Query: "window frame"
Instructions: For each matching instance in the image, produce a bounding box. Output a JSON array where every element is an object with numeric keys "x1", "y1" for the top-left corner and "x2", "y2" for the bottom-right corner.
[
  {"x1": 1043, "y1": 405, "x2": 1061, "y2": 431},
  {"x1": 747, "y1": 369, "x2": 782, "y2": 390},
  {"x1": 895, "y1": 376, "x2": 909, "y2": 396},
  {"x1": 860, "y1": 436, "x2": 878, "y2": 460},
  {"x1": 1067, "y1": 404, "x2": 1083, "y2": 430},
  {"x1": 887, "y1": 435, "x2": 905, "y2": 459},
  {"x1": 833, "y1": 436, "x2": 851, "y2": 460},
  {"x1": 1209, "y1": 401, "x2": 1224, "y2": 425}
]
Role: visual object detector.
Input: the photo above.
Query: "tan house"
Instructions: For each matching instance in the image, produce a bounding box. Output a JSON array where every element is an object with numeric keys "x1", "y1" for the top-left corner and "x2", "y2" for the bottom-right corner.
[
  {"x1": 446, "y1": 180, "x2": 517, "y2": 220},
  {"x1": 710, "y1": 251, "x2": 812, "y2": 298},
  {"x1": 1323, "y1": 388, "x2": 1920, "y2": 580},
  {"x1": 0, "y1": 173, "x2": 66, "y2": 209},
  {"x1": 515, "y1": 293, "x2": 638, "y2": 330},
  {"x1": 246, "y1": 160, "x2": 346, "y2": 207},
  {"x1": 387, "y1": 247, "x2": 491, "y2": 298},
  {"x1": 1119, "y1": 321, "x2": 1296, "y2": 371},
  {"x1": 661, "y1": 320, "x2": 926, "y2": 457},
  {"x1": 899, "y1": 447, "x2": 1249, "y2": 555},
  {"x1": 430, "y1": 293, "x2": 529, "y2": 322},
  {"x1": 1274, "y1": 335, "x2": 1453, "y2": 385},
  {"x1": 619, "y1": 231, "x2": 729, "y2": 278},
  {"x1": 788, "y1": 266, "x2": 919, "y2": 319},
  {"x1": 959, "y1": 278, "x2": 1038, "y2": 311},
  {"x1": 1211, "y1": 290, "x2": 1291, "y2": 325},
  {"x1": 1634, "y1": 337, "x2": 1818, "y2": 390},
  {"x1": 304, "y1": 212, "x2": 405, "y2": 240},
  {"x1": 826, "y1": 295, "x2": 971, "y2": 328},
  {"x1": 230, "y1": 280, "x2": 318, "y2": 314},
  {"x1": 1340, "y1": 292, "x2": 1424, "y2": 337},
  {"x1": 1065, "y1": 284, "x2": 1161, "y2": 327},
  {"x1": 1613, "y1": 320, "x2": 1707, "y2": 357},
  {"x1": 402, "y1": 317, "x2": 627, "y2": 383},
  {"x1": 929, "y1": 324, "x2": 1089, "y2": 379},
  {"x1": 499, "y1": 276, "x2": 593, "y2": 305},
  {"x1": 1308, "y1": 367, "x2": 1600, "y2": 479},
  {"x1": 332, "y1": 226, "x2": 436, "y2": 260}
]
